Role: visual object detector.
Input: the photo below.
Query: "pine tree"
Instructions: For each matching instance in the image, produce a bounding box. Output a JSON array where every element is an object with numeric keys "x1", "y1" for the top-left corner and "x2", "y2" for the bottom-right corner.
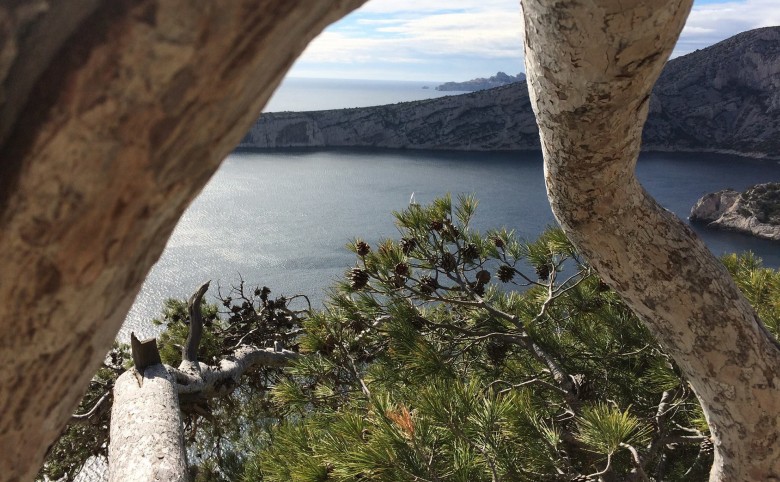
[
  {"x1": 255, "y1": 195, "x2": 723, "y2": 481},
  {"x1": 38, "y1": 196, "x2": 779, "y2": 481}
]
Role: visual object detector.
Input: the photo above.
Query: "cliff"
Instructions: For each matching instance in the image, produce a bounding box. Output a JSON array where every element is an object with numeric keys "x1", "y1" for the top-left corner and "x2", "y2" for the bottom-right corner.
[
  {"x1": 690, "y1": 183, "x2": 780, "y2": 240},
  {"x1": 644, "y1": 27, "x2": 780, "y2": 157},
  {"x1": 241, "y1": 27, "x2": 780, "y2": 157},
  {"x1": 241, "y1": 82, "x2": 541, "y2": 150},
  {"x1": 435, "y1": 72, "x2": 526, "y2": 91}
]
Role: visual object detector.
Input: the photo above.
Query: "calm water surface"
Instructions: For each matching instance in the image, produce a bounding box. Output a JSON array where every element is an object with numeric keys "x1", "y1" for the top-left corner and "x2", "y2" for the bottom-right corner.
[
  {"x1": 263, "y1": 78, "x2": 453, "y2": 112},
  {"x1": 122, "y1": 149, "x2": 780, "y2": 339}
]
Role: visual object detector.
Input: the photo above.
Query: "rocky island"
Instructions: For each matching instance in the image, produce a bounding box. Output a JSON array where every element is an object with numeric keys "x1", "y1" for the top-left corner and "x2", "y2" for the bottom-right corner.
[
  {"x1": 690, "y1": 183, "x2": 780, "y2": 241},
  {"x1": 435, "y1": 72, "x2": 525, "y2": 91}
]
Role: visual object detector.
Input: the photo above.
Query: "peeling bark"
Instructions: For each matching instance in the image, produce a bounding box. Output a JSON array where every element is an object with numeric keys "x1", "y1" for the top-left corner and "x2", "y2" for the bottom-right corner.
[
  {"x1": 109, "y1": 366, "x2": 188, "y2": 482},
  {"x1": 107, "y1": 283, "x2": 300, "y2": 477},
  {"x1": 521, "y1": 1, "x2": 780, "y2": 480},
  {"x1": 0, "y1": 1, "x2": 365, "y2": 480}
]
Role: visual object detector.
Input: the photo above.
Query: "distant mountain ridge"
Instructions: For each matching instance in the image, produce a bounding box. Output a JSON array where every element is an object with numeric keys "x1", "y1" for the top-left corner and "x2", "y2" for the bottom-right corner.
[
  {"x1": 240, "y1": 27, "x2": 780, "y2": 159},
  {"x1": 435, "y1": 72, "x2": 526, "y2": 91}
]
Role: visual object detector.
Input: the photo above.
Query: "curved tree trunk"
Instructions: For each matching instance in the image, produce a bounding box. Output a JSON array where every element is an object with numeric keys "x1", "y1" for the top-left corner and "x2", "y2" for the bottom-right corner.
[
  {"x1": 521, "y1": 1, "x2": 780, "y2": 480},
  {"x1": 0, "y1": 2, "x2": 364, "y2": 480},
  {"x1": 109, "y1": 366, "x2": 188, "y2": 482}
]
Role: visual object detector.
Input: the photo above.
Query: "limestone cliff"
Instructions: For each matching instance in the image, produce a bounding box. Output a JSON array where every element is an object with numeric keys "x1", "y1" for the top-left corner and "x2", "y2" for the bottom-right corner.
[
  {"x1": 241, "y1": 82, "x2": 540, "y2": 150},
  {"x1": 436, "y1": 72, "x2": 525, "y2": 91},
  {"x1": 644, "y1": 26, "x2": 780, "y2": 157},
  {"x1": 690, "y1": 183, "x2": 780, "y2": 240},
  {"x1": 241, "y1": 27, "x2": 780, "y2": 158}
]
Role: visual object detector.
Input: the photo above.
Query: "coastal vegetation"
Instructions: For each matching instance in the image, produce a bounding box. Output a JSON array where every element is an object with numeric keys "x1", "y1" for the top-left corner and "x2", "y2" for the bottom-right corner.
[
  {"x1": 40, "y1": 196, "x2": 780, "y2": 481},
  {"x1": 2, "y1": 1, "x2": 778, "y2": 481}
]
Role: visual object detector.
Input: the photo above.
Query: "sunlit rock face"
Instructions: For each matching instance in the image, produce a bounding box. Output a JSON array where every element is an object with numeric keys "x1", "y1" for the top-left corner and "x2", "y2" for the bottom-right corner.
[
  {"x1": 691, "y1": 183, "x2": 780, "y2": 241},
  {"x1": 645, "y1": 26, "x2": 780, "y2": 157},
  {"x1": 243, "y1": 27, "x2": 780, "y2": 159}
]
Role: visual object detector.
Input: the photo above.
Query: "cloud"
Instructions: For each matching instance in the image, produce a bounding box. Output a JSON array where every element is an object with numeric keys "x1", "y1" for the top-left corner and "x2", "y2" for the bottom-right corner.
[
  {"x1": 676, "y1": 0, "x2": 780, "y2": 56},
  {"x1": 290, "y1": 0, "x2": 775, "y2": 80},
  {"x1": 292, "y1": 0, "x2": 524, "y2": 79}
]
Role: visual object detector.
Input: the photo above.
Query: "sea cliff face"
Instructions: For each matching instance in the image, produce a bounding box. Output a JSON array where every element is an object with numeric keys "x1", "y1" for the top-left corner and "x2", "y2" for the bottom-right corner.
[
  {"x1": 241, "y1": 83, "x2": 541, "y2": 150},
  {"x1": 644, "y1": 27, "x2": 780, "y2": 157},
  {"x1": 690, "y1": 183, "x2": 780, "y2": 241},
  {"x1": 435, "y1": 72, "x2": 526, "y2": 91},
  {"x1": 241, "y1": 27, "x2": 780, "y2": 158}
]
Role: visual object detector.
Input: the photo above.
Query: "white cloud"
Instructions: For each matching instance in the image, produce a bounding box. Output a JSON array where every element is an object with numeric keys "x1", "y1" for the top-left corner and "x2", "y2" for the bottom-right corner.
[
  {"x1": 297, "y1": 1, "x2": 523, "y2": 67},
  {"x1": 675, "y1": 0, "x2": 780, "y2": 56},
  {"x1": 291, "y1": 0, "x2": 777, "y2": 80}
]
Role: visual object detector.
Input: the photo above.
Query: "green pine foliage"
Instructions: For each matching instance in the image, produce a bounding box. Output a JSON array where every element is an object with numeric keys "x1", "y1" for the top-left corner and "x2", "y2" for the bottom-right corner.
[
  {"x1": 39, "y1": 195, "x2": 780, "y2": 481},
  {"x1": 251, "y1": 195, "x2": 744, "y2": 481}
]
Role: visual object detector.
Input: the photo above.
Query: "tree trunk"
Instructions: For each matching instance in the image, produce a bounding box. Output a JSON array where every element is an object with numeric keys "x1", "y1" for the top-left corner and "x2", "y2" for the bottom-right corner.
[
  {"x1": 520, "y1": 1, "x2": 780, "y2": 480},
  {"x1": 0, "y1": 2, "x2": 363, "y2": 480},
  {"x1": 109, "y1": 366, "x2": 188, "y2": 482}
]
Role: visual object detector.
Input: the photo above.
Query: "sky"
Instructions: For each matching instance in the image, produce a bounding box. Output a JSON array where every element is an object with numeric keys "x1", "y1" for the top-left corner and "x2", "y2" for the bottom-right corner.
[{"x1": 285, "y1": 0, "x2": 780, "y2": 82}]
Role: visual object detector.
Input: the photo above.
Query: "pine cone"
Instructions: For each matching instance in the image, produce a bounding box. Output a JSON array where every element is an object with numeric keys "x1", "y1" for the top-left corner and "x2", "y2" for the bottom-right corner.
[
  {"x1": 462, "y1": 243, "x2": 479, "y2": 261},
  {"x1": 472, "y1": 281, "x2": 486, "y2": 296},
  {"x1": 349, "y1": 268, "x2": 369, "y2": 289},
  {"x1": 419, "y1": 276, "x2": 437, "y2": 295},
  {"x1": 430, "y1": 219, "x2": 444, "y2": 231},
  {"x1": 700, "y1": 438, "x2": 714, "y2": 456},
  {"x1": 536, "y1": 263, "x2": 551, "y2": 281},
  {"x1": 486, "y1": 340, "x2": 509, "y2": 365},
  {"x1": 442, "y1": 223, "x2": 460, "y2": 241},
  {"x1": 401, "y1": 237, "x2": 417, "y2": 254},
  {"x1": 356, "y1": 241, "x2": 371, "y2": 256},
  {"x1": 394, "y1": 262, "x2": 410, "y2": 277},
  {"x1": 476, "y1": 270, "x2": 491, "y2": 284},
  {"x1": 441, "y1": 253, "x2": 457, "y2": 272},
  {"x1": 497, "y1": 265, "x2": 515, "y2": 282},
  {"x1": 492, "y1": 236, "x2": 505, "y2": 249},
  {"x1": 260, "y1": 286, "x2": 271, "y2": 301}
]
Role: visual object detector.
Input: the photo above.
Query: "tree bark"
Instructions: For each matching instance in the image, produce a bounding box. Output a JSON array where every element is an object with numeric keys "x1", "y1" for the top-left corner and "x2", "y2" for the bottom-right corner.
[
  {"x1": 0, "y1": 1, "x2": 364, "y2": 480},
  {"x1": 520, "y1": 1, "x2": 780, "y2": 480},
  {"x1": 109, "y1": 366, "x2": 188, "y2": 482}
]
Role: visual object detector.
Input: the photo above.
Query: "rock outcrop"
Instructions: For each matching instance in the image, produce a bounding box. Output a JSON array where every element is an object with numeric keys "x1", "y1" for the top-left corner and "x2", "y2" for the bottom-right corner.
[
  {"x1": 436, "y1": 72, "x2": 525, "y2": 91},
  {"x1": 241, "y1": 81, "x2": 541, "y2": 150},
  {"x1": 242, "y1": 27, "x2": 780, "y2": 158},
  {"x1": 690, "y1": 183, "x2": 780, "y2": 240},
  {"x1": 644, "y1": 27, "x2": 780, "y2": 156}
]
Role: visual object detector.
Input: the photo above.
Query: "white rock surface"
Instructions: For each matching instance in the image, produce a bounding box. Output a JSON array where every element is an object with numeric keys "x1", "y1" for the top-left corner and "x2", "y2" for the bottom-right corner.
[{"x1": 690, "y1": 184, "x2": 780, "y2": 241}]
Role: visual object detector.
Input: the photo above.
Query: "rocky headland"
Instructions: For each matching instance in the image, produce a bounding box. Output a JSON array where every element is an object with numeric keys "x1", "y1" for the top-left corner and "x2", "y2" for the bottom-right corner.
[
  {"x1": 240, "y1": 27, "x2": 780, "y2": 158},
  {"x1": 435, "y1": 72, "x2": 525, "y2": 91},
  {"x1": 690, "y1": 183, "x2": 780, "y2": 240}
]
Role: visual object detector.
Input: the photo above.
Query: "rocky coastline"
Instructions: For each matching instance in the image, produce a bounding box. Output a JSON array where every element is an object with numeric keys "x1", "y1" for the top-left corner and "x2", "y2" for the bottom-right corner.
[
  {"x1": 435, "y1": 72, "x2": 525, "y2": 91},
  {"x1": 241, "y1": 27, "x2": 780, "y2": 159},
  {"x1": 690, "y1": 183, "x2": 780, "y2": 241}
]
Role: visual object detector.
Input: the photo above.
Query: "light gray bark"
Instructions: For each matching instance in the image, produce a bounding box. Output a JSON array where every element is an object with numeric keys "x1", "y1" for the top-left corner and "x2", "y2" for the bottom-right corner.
[
  {"x1": 106, "y1": 346, "x2": 299, "y2": 478},
  {"x1": 521, "y1": 1, "x2": 780, "y2": 480},
  {"x1": 0, "y1": 2, "x2": 365, "y2": 480},
  {"x1": 173, "y1": 346, "x2": 300, "y2": 396},
  {"x1": 109, "y1": 366, "x2": 188, "y2": 482}
]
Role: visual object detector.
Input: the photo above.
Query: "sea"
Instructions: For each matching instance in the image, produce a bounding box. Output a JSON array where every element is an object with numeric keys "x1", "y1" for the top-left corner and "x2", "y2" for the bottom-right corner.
[{"x1": 121, "y1": 78, "x2": 780, "y2": 340}]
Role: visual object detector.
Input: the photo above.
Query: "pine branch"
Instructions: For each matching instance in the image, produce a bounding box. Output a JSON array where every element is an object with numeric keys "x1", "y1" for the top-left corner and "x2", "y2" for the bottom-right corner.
[{"x1": 70, "y1": 391, "x2": 112, "y2": 424}]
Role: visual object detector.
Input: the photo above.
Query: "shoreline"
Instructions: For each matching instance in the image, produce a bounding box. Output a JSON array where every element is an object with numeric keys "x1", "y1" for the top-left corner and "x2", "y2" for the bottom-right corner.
[{"x1": 232, "y1": 145, "x2": 780, "y2": 162}]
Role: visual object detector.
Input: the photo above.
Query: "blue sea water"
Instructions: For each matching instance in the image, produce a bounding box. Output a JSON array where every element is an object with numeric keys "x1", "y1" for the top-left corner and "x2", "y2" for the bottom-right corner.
[
  {"x1": 122, "y1": 79, "x2": 780, "y2": 339},
  {"x1": 263, "y1": 77, "x2": 453, "y2": 112}
]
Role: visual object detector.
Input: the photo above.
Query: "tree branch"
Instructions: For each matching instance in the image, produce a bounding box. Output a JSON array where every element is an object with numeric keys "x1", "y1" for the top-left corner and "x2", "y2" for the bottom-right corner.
[
  {"x1": 175, "y1": 345, "x2": 300, "y2": 396},
  {"x1": 184, "y1": 281, "x2": 211, "y2": 364},
  {"x1": 70, "y1": 391, "x2": 112, "y2": 425}
]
